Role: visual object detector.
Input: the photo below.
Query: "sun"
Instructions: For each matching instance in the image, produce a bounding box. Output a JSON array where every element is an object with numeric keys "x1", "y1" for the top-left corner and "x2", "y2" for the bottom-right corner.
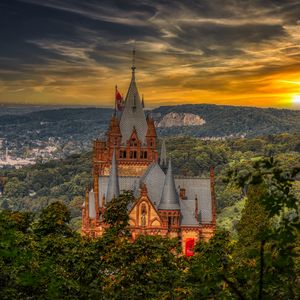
[{"x1": 292, "y1": 95, "x2": 300, "y2": 105}]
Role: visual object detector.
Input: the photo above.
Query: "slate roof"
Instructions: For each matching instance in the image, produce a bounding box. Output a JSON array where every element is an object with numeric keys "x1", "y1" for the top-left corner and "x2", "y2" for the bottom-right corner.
[
  {"x1": 98, "y1": 176, "x2": 140, "y2": 208},
  {"x1": 94, "y1": 163, "x2": 213, "y2": 225},
  {"x1": 158, "y1": 160, "x2": 181, "y2": 210},
  {"x1": 180, "y1": 199, "x2": 198, "y2": 226},
  {"x1": 175, "y1": 177, "x2": 213, "y2": 223},
  {"x1": 140, "y1": 162, "x2": 166, "y2": 208},
  {"x1": 119, "y1": 70, "x2": 148, "y2": 144}
]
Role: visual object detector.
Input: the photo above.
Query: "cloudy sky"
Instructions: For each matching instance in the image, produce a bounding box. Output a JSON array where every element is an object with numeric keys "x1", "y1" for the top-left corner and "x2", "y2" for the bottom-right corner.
[{"x1": 1, "y1": 0, "x2": 300, "y2": 108}]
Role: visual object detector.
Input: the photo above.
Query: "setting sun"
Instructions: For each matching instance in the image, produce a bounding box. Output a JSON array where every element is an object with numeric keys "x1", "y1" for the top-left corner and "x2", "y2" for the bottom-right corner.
[{"x1": 292, "y1": 95, "x2": 300, "y2": 105}]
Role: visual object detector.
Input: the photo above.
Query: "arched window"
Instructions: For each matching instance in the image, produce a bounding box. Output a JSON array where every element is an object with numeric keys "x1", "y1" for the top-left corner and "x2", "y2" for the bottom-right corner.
[{"x1": 141, "y1": 203, "x2": 147, "y2": 226}]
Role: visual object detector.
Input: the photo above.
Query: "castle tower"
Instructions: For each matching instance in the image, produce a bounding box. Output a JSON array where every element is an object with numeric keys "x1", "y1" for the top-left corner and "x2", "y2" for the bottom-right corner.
[
  {"x1": 158, "y1": 160, "x2": 181, "y2": 234},
  {"x1": 119, "y1": 50, "x2": 148, "y2": 145},
  {"x1": 92, "y1": 50, "x2": 158, "y2": 179}
]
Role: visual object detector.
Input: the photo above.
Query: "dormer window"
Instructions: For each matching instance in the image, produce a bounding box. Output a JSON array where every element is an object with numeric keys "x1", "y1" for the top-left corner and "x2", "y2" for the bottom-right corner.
[{"x1": 179, "y1": 188, "x2": 187, "y2": 200}]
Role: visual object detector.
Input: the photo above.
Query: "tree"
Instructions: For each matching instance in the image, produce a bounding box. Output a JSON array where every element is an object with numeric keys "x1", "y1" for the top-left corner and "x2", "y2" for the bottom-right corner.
[
  {"x1": 103, "y1": 190, "x2": 135, "y2": 238},
  {"x1": 34, "y1": 201, "x2": 71, "y2": 237},
  {"x1": 233, "y1": 157, "x2": 300, "y2": 299}
]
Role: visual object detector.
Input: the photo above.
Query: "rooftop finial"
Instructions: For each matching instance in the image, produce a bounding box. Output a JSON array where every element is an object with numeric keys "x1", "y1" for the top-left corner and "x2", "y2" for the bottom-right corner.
[{"x1": 131, "y1": 46, "x2": 136, "y2": 75}]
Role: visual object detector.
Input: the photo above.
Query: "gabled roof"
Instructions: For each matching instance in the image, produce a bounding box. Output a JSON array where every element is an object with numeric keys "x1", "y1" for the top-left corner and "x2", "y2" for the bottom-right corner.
[
  {"x1": 119, "y1": 68, "x2": 148, "y2": 144},
  {"x1": 158, "y1": 160, "x2": 180, "y2": 210},
  {"x1": 140, "y1": 162, "x2": 166, "y2": 208},
  {"x1": 106, "y1": 149, "x2": 120, "y2": 202}
]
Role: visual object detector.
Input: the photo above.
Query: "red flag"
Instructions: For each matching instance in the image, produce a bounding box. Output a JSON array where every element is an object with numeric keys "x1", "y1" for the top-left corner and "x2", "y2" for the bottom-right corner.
[{"x1": 115, "y1": 86, "x2": 124, "y2": 111}]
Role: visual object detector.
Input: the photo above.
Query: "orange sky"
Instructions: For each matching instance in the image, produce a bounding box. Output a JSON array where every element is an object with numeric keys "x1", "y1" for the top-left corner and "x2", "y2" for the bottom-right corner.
[{"x1": 1, "y1": 0, "x2": 300, "y2": 109}]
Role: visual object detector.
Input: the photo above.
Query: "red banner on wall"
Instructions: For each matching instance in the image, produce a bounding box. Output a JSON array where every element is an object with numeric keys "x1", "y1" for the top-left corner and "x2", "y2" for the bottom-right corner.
[{"x1": 185, "y1": 238, "x2": 195, "y2": 257}]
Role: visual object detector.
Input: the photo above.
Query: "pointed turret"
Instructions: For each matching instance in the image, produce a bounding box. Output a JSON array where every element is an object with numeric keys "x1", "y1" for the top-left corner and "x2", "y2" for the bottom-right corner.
[
  {"x1": 119, "y1": 50, "x2": 148, "y2": 144},
  {"x1": 159, "y1": 139, "x2": 167, "y2": 166},
  {"x1": 142, "y1": 94, "x2": 145, "y2": 109},
  {"x1": 106, "y1": 149, "x2": 120, "y2": 202},
  {"x1": 159, "y1": 160, "x2": 180, "y2": 210}
]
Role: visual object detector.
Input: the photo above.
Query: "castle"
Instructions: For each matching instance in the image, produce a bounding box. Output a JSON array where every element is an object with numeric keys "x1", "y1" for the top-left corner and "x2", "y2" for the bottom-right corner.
[{"x1": 81, "y1": 53, "x2": 216, "y2": 256}]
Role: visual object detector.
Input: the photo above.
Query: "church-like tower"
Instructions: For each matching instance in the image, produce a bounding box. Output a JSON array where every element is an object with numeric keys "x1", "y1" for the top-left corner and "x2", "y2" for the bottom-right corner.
[{"x1": 82, "y1": 52, "x2": 216, "y2": 255}]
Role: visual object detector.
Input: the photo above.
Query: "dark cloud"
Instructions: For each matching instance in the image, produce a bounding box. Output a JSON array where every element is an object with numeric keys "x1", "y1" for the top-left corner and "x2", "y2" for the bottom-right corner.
[{"x1": 0, "y1": 0, "x2": 300, "y2": 107}]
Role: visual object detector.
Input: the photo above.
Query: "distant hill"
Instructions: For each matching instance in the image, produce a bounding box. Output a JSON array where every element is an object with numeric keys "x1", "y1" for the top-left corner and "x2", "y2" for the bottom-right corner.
[
  {"x1": 0, "y1": 105, "x2": 299, "y2": 154},
  {"x1": 152, "y1": 104, "x2": 300, "y2": 138}
]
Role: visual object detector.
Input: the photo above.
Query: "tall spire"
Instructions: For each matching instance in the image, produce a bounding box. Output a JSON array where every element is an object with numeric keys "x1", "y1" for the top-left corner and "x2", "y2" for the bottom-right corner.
[
  {"x1": 160, "y1": 139, "x2": 167, "y2": 166},
  {"x1": 158, "y1": 160, "x2": 180, "y2": 210},
  {"x1": 106, "y1": 148, "x2": 120, "y2": 202},
  {"x1": 119, "y1": 49, "x2": 148, "y2": 144},
  {"x1": 131, "y1": 47, "x2": 136, "y2": 77}
]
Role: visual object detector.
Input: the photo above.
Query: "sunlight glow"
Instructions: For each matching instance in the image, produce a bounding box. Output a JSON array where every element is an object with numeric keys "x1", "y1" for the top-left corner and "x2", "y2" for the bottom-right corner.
[{"x1": 292, "y1": 95, "x2": 300, "y2": 105}]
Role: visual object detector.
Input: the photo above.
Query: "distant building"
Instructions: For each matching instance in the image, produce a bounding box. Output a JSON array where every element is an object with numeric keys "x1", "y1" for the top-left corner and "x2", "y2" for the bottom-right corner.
[{"x1": 81, "y1": 53, "x2": 216, "y2": 256}]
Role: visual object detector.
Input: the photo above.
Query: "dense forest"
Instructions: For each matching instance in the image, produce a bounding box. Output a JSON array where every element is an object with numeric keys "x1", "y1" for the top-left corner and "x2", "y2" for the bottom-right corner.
[
  {"x1": 0, "y1": 133, "x2": 299, "y2": 231},
  {"x1": 1, "y1": 156, "x2": 299, "y2": 299}
]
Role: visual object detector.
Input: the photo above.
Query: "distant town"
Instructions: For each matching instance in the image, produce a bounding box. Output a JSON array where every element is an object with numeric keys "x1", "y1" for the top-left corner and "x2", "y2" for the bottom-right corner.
[{"x1": 0, "y1": 136, "x2": 84, "y2": 169}]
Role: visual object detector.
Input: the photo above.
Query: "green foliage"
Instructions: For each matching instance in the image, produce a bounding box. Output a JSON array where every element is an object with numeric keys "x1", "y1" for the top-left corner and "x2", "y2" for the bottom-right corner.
[
  {"x1": 0, "y1": 194, "x2": 185, "y2": 299},
  {"x1": 34, "y1": 202, "x2": 72, "y2": 237},
  {"x1": 187, "y1": 230, "x2": 238, "y2": 299},
  {"x1": 0, "y1": 164, "x2": 299, "y2": 299},
  {"x1": 104, "y1": 190, "x2": 135, "y2": 233},
  {"x1": 232, "y1": 157, "x2": 300, "y2": 299}
]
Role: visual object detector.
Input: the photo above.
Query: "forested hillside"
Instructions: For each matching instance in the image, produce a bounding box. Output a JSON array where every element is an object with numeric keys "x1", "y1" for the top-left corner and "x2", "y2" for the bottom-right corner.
[
  {"x1": 1, "y1": 133, "x2": 299, "y2": 230},
  {"x1": 153, "y1": 104, "x2": 300, "y2": 137}
]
